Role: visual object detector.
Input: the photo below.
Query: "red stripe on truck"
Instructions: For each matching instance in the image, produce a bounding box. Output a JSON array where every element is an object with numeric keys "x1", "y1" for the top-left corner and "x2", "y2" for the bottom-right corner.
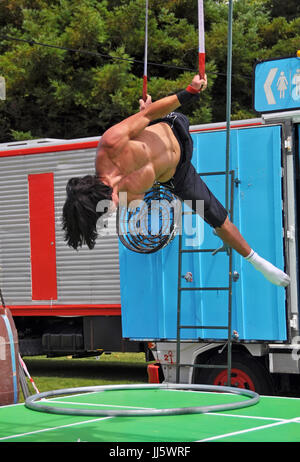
[
  {"x1": 0, "y1": 141, "x2": 99, "y2": 157},
  {"x1": 10, "y1": 305, "x2": 121, "y2": 316},
  {"x1": 28, "y1": 173, "x2": 58, "y2": 301}
]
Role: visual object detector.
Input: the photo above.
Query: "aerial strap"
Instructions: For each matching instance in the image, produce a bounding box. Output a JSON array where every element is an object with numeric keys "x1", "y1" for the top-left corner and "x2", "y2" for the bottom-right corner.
[
  {"x1": 198, "y1": 0, "x2": 205, "y2": 79},
  {"x1": 143, "y1": 0, "x2": 149, "y2": 102}
]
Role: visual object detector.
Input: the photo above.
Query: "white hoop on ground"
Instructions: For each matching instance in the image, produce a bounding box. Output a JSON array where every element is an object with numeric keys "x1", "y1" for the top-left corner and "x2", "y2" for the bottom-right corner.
[{"x1": 25, "y1": 383, "x2": 260, "y2": 417}]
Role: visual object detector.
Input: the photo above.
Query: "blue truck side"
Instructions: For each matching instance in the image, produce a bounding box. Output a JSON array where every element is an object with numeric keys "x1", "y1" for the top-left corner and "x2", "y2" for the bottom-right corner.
[{"x1": 119, "y1": 111, "x2": 300, "y2": 395}]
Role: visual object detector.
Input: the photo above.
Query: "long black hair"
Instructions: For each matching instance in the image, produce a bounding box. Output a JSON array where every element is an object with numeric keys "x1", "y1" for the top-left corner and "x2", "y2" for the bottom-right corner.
[{"x1": 62, "y1": 175, "x2": 113, "y2": 250}]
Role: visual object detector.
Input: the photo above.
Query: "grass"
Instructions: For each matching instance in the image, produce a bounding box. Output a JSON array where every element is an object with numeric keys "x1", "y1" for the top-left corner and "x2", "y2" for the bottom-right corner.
[{"x1": 19, "y1": 352, "x2": 150, "y2": 402}]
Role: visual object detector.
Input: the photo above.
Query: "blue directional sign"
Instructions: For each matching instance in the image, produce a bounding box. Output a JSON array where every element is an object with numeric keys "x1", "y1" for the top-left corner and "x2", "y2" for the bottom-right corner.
[{"x1": 253, "y1": 56, "x2": 300, "y2": 113}]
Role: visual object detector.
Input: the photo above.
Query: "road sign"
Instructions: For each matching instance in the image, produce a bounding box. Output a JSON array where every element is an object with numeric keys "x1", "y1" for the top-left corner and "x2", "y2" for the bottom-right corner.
[{"x1": 253, "y1": 56, "x2": 300, "y2": 113}]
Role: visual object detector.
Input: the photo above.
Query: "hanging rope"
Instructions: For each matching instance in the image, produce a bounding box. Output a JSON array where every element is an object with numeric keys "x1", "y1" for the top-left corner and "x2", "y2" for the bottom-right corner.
[
  {"x1": 143, "y1": 0, "x2": 149, "y2": 101},
  {"x1": 198, "y1": 0, "x2": 205, "y2": 79}
]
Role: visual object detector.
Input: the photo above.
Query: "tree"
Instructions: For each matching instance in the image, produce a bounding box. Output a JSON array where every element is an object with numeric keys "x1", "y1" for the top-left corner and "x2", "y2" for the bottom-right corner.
[
  {"x1": 266, "y1": 0, "x2": 300, "y2": 21},
  {"x1": 0, "y1": 0, "x2": 299, "y2": 142}
]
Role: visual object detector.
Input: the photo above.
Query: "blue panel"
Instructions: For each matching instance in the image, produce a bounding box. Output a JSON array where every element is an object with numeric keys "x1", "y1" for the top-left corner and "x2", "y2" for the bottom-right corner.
[{"x1": 120, "y1": 125, "x2": 287, "y2": 342}]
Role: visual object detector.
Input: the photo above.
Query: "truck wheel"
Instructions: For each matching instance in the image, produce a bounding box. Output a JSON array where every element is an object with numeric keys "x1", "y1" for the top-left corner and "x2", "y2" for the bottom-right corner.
[{"x1": 195, "y1": 351, "x2": 274, "y2": 395}]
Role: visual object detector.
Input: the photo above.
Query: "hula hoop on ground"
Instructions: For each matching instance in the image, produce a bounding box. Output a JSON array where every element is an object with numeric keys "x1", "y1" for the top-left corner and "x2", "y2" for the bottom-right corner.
[{"x1": 25, "y1": 383, "x2": 259, "y2": 417}]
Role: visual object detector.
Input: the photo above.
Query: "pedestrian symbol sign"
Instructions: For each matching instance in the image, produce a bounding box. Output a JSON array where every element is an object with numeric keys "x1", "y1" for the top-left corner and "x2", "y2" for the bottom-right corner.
[{"x1": 253, "y1": 56, "x2": 300, "y2": 113}]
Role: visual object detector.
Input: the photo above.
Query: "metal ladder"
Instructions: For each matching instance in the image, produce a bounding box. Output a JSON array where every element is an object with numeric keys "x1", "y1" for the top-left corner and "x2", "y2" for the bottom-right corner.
[{"x1": 175, "y1": 170, "x2": 236, "y2": 385}]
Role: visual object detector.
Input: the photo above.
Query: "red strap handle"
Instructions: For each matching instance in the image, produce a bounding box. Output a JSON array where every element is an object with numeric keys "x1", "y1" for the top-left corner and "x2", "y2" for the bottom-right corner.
[{"x1": 198, "y1": 0, "x2": 205, "y2": 79}]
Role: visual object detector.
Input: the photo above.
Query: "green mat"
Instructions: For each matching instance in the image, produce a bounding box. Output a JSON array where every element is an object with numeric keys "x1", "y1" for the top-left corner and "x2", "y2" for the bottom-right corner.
[{"x1": 0, "y1": 389, "x2": 299, "y2": 442}]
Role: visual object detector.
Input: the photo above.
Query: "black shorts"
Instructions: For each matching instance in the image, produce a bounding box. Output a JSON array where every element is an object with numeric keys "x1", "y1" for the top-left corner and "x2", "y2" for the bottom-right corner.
[{"x1": 150, "y1": 112, "x2": 228, "y2": 228}]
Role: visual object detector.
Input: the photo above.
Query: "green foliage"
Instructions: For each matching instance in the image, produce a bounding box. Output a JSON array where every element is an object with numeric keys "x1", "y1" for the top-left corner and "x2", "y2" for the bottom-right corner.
[
  {"x1": 265, "y1": 0, "x2": 300, "y2": 21},
  {"x1": 0, "y1": 0, "x2": 299, "y2": 142},
  {"x1": 10, "y1": 129, "x2": 35, "y2": 140}
]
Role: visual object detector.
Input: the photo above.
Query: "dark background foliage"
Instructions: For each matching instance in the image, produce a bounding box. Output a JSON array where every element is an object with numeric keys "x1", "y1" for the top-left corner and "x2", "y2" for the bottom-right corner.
[{"x1": 0, "y1": 0, "x2": 299, "y2": 142}]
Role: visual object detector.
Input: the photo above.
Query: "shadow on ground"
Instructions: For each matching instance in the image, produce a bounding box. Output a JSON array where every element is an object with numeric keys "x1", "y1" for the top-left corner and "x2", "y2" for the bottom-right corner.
[{"x1": 23, "y1": 356, "x2": 149, "y2": 383}]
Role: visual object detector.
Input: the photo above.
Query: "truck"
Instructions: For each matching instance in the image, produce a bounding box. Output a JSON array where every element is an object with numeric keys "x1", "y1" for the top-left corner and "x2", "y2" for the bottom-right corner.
[
  {"x1": 118, "y1": 109, "x2": 300, "y2": 396},
  {"x1": 1, "y1": 110, "x2": 300, "y2": 396}
]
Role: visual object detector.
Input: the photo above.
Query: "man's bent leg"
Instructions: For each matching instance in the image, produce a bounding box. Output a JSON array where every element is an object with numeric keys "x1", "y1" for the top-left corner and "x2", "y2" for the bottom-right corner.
[
  {"x1": 215, "y1": 217, "x2": 250, "y2": 257},
  {"x1": 215, "y1": 217, "x2": 290, "y2": 287}
]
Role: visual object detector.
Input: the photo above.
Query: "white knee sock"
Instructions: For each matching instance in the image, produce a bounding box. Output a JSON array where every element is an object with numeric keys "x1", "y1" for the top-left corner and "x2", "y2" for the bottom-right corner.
[{"x1": 245, "y1": 249, "x2": 290, "y2": 287}]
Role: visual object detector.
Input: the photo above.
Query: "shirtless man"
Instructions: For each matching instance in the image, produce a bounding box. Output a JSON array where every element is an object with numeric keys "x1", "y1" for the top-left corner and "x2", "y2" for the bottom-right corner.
[{"x1": 62, "y1": 74, "x2": 290, "y2": 287}]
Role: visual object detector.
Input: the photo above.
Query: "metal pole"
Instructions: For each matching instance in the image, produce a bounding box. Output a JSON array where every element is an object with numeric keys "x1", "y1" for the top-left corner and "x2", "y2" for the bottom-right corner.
[
  {"x1": 225, "y1": 0, "x2": 234, "y2": 386},
  {"x1": 225, "y1": 0, "x2": 233, "y2": 213},
  {"x1": 226, "y1": 173, "x2": 235, "y2": 387},
  {"x1": 176, "y1": 232, "x2": 183, "y2": 383}
]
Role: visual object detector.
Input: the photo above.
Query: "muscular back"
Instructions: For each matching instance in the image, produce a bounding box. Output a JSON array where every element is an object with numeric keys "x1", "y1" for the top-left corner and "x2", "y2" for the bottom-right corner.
[{"x1": 96, "y1": 121, "x2": 180, "y2": 204}]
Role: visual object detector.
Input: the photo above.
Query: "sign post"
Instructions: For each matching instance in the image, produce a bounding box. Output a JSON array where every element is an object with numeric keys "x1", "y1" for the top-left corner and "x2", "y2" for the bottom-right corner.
[{"x1": 253, "y1": 56, "x2": 300, "y2": 113}]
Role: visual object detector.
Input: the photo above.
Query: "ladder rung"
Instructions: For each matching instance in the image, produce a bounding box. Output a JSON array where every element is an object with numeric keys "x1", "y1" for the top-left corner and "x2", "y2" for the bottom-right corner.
[
  {"x1": 176, "y1": 363, "x2": 228, "y2": 369},
  {"x1": 183, "y1": 209, "x2": 232, "y2": 216},
  {"x1": 179, "y1": 325, "x2": 228, "y2": 330},
  {"x1": 180, "y1": 287, "x2": 229, "y2": 291},
  {"x1": 180, "y1": 248, "x2": 226, "y2": 253},
  {"x1": 199, "y1": 171, "x2": 232, "y2": 176}
]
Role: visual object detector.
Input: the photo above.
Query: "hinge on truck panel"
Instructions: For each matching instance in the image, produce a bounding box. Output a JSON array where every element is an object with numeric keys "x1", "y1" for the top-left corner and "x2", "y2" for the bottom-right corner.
[
  {"x1": 284, "y1": 136, "x2": 292, "y2": 153},
  {"x1": 286, "y1": 226, "x2": 295, "y2": 241},
  {"x1": 290, "y1": 315, "x2": 298, "y2": 330}
]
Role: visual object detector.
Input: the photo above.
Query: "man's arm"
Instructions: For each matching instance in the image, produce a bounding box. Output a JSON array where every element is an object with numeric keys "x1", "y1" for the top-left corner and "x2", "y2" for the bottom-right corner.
[
  {"x1": 99, "y1": 94, "x2": 180, "y2": 154},
  {"x1": 99, "y1": 74, "x2": 207, "y2": 154}
]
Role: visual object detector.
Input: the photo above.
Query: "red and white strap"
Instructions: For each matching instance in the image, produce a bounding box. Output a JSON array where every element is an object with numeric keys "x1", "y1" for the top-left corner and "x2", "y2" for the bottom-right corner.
[
  {"x1": 143, "y1": 0, "x2": 149, "y2": 102},
  {"x1": 198, "y1": 0, "x2": 206, "y2": 79}
]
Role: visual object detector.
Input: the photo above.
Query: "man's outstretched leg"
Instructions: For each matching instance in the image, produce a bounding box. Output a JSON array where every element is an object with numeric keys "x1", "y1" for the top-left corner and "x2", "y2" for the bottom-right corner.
[
  {"x1": 163, "y1": 115, "x2": 290, "y2": 289},
  {"x1": 215, "y1": 217, "x2": 290, "y2": 287}
]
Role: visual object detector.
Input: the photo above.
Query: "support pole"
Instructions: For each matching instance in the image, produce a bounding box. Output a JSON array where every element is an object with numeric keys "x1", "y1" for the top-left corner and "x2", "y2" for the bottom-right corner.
[
  {"x1": 225, "y1": 0, "x2": 234, "y2": 387},
  {"x1": 225, "y1": 0, "x2": 233, "y2": 213}
]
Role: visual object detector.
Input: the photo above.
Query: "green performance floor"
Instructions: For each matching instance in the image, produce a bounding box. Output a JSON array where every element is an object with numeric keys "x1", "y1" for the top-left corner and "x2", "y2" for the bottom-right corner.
[{"x1": 0, "y1": 388, "x2": 300, "y2": 443}]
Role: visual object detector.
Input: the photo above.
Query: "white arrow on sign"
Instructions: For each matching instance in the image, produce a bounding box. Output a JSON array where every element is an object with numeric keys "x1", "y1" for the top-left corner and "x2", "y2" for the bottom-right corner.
[{"x1": 264, "y1": 68, "x2": 278, "y2": 105}]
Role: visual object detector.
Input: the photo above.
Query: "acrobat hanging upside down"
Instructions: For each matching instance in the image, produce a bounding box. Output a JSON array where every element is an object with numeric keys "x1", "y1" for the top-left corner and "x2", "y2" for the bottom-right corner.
[{"x1": 62, "y1": 74, "x2": 290, "y2": 288}]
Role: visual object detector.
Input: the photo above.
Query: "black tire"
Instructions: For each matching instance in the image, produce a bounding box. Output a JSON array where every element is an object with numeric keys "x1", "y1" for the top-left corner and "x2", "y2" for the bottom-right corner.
[{"x1": 195, "y1": 351, "x2": 274, "y2": 395}]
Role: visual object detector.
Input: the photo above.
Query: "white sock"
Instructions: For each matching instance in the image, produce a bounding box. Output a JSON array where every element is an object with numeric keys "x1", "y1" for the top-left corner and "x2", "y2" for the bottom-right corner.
[{"x1": 245, "y1": 249, "x2": 290, "y2": 287}]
